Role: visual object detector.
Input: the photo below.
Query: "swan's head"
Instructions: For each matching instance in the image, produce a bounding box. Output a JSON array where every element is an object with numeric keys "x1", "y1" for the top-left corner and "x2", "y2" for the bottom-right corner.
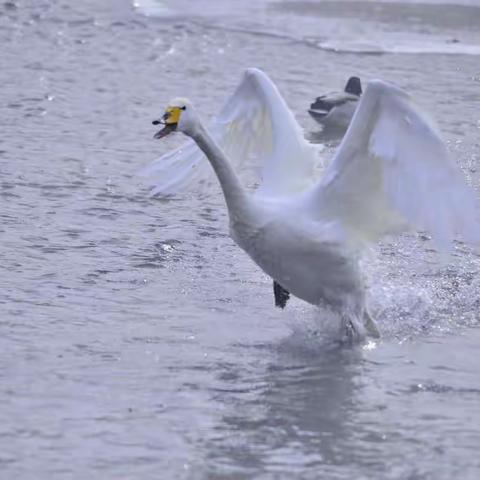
[{"x1": 152, "y1": 97, "x2": 199, "y2": 139}]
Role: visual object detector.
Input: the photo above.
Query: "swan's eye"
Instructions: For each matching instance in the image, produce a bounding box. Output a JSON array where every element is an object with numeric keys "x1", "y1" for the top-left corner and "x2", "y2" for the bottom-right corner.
[{"x1": 180, "y1": 106, "x2": 186, "y2": 111}]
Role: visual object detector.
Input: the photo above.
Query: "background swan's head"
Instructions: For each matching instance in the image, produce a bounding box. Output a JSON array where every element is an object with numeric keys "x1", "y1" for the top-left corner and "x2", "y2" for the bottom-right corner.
[{"x1": 152, "y1": 97, "x2": 199, "y2": 139}]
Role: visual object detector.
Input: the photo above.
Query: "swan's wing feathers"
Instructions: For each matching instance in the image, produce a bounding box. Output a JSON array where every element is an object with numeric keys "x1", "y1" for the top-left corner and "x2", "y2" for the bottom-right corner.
[
  {"x1": 139, "y1": 137, "x2": 211, "y2": 195},
  {"x1": 142, "y1": 68, "x2": 319, "y2": 197},
  {"x1": 310, "y1": 80, "x2": 480, "y2": 248}
]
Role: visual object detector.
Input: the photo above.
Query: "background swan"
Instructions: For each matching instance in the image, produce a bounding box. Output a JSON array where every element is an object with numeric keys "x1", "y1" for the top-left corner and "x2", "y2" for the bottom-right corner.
[{"x1": 147, "y1": 70, "x2": 480, "y2": 341}]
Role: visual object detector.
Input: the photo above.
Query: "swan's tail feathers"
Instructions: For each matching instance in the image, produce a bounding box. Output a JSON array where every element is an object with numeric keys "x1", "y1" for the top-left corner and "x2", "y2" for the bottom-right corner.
[
  {"x1": 363, "y1": 309, "x2": 381, "y2": 339},
  {"x1": 273, "y1": 281, "x2": 290, "y2": 309}
]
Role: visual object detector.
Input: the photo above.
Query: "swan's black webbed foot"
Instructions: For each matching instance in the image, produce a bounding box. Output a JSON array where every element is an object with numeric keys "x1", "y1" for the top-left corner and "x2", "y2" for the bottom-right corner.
[{"x1": 273, "y1": 281, "x2": 290, "y2": 309}]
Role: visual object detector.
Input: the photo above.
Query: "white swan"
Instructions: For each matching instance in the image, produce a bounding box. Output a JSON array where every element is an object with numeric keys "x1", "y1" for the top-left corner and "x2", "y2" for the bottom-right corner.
[{"x1": 147, "y1": 69, "x2": 480, "y2": 341}]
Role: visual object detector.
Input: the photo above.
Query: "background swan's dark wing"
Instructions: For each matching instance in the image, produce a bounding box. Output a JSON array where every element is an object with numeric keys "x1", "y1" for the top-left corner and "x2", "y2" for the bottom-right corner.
[
  {"x1": 305, "y1": 80, "x2": 480, "y2": 249},
  {"x1": 141, "y1": 68, "x2": 320, "y2": 197}
]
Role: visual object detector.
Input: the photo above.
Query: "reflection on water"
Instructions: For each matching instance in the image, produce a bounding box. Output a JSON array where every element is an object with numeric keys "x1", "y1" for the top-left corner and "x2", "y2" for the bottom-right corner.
[{"x1": 199, "y1": 346, "x2": 361, "y2": 477}]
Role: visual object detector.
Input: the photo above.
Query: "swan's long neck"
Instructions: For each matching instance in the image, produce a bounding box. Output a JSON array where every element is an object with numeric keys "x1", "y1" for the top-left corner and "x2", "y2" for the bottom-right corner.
[{"x1": 190, "y1": 124, "x2": 249, "y2": 215}]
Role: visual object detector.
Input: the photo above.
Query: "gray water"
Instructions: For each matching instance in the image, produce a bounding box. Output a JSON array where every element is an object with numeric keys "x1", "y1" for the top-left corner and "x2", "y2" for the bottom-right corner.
[{"x1": 1, "y1": 0, "x2": 480, "y2": 478}]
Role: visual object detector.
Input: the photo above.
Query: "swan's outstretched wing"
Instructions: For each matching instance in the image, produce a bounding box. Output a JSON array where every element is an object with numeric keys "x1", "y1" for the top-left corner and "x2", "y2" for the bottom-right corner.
[
  {"x1": 141, "y1": 68, "x2": 319, "y2": 196},
  {"x1": 306, "y1": 80, "x2": 480, "y2": 249}
]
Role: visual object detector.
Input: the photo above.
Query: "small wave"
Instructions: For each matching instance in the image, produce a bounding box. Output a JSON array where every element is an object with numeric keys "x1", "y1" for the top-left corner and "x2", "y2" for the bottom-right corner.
[
  {"x1": 408, "y1": 381, "x2": 480, "y2": 395},
  {"x1": 277, "y1": 308, "x2": 379, "y2": 353},
  {"x1": 316, "y1": 39, "x2": 480, "y2": 56},
  {"x1": 133, "y1": 0, "x2": 173, "y2": 17}
]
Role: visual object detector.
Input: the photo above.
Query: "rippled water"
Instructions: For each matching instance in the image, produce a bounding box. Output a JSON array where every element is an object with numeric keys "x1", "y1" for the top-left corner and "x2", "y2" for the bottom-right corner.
[{"x1": 1, "y1": 0, "x2": 480, "y2": 478}]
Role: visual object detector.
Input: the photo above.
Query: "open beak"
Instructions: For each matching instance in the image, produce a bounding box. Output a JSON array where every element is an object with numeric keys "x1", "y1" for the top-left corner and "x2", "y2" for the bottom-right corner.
[{"x1": 152, "y1": 108, "x2": 179, "y2": 139}]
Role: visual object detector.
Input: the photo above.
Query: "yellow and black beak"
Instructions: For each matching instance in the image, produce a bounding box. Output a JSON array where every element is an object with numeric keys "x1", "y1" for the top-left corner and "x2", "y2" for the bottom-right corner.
[{"x1": 152, "y1": 106, "x2": 182, "y2": 139}]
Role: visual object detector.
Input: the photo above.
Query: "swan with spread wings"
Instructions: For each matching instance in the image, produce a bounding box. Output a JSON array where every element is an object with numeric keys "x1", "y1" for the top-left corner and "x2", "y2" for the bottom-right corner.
[{"x1": 144, "y1": 68, "x2": 480, "y2": 341}]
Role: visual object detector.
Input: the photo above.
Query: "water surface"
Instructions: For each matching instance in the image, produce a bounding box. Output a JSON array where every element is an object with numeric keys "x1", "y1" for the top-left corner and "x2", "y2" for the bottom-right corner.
[{"x1": 1, "y1": 0, "x2": 480, "y2": 478}]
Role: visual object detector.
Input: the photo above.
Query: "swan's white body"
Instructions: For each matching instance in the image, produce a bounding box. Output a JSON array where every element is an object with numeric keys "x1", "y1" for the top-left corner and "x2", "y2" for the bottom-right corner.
[
  {"x1": 229, "y1": 195, "x2": 363, "y2": 310},
  {"x1": 145, "y1": 68, "x2": 480, "y2": 339}
]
